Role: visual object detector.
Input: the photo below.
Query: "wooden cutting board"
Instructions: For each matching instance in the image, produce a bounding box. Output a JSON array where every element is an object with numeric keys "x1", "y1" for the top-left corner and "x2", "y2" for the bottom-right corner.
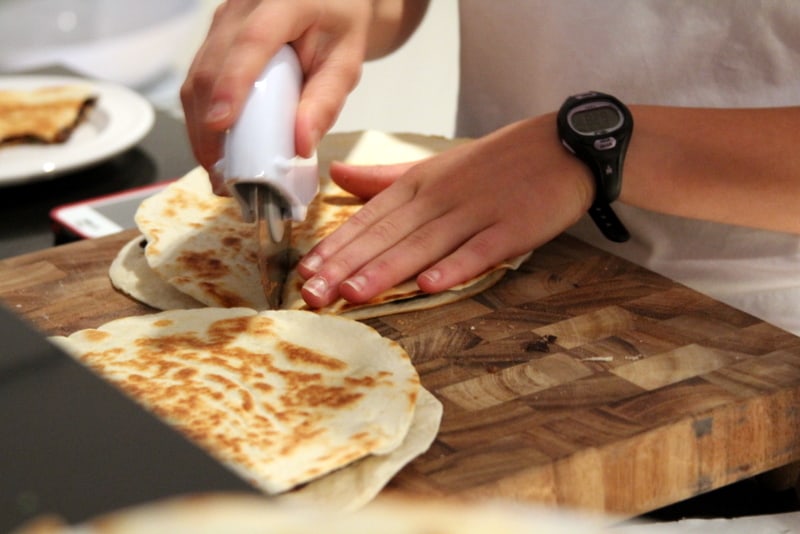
[{"x1": 1, "y1": 229, "x2": 799, "y2": 517}]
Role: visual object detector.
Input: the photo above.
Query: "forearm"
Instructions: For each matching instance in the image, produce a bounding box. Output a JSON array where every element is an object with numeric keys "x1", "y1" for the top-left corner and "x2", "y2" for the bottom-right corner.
[
  {"x1": 622, "y1": 105, "x2": 800, "y2": 234},
  {"x1": 365, "y1": 0, "x2": 430, "y2": 59}
]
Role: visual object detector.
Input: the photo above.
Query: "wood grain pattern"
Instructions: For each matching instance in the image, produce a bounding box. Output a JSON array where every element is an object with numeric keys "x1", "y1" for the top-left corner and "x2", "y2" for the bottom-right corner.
[{"x1": 1, "y1": 229, "x2": 799, "y2": 517}]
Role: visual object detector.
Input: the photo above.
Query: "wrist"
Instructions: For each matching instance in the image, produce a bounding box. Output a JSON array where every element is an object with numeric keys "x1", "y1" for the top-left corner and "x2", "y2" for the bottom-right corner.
[{"x1": 531, "y1": 112, "x2": 597, "y2": 215}]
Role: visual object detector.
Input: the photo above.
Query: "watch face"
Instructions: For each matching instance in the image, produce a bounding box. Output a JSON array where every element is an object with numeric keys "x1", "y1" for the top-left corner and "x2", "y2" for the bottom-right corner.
[{"x1": 568, "y1": 103, "x2": 623, "y2": 135}]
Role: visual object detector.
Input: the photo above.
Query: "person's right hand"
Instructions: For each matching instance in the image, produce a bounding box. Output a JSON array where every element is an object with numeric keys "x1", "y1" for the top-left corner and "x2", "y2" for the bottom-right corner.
[{"x1": 181, "y1": 0, "x2": 374, "y2": 194}]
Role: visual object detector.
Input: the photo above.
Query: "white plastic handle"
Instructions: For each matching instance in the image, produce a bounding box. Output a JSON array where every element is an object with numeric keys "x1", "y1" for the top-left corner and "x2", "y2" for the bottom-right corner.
[{"x1": 220, "y1": 45, "x2": 318, "y2": 221}]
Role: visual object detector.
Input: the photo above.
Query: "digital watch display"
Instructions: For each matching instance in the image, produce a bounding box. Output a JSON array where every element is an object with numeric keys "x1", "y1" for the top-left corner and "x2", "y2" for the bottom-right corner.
[{"x1": 557, "y1": 91, "x2": 633, "y2": 242}]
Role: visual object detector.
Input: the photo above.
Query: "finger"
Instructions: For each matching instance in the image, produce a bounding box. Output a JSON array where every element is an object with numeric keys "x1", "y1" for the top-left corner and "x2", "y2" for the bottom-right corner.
[
  {"x1": 330, "y1": 161, "x2": 418, "y2": 199},
  {"x1": 296, "y1": 174, "x2": 428, "y2": 281},
  {"x1": 204, "y1": 2, "x2": 318, "y2": 130},
  {"x1": 417, "y1": 224, "x2": 531, "y2": 294},
  {"x1": 183, "y1": 108, "x2": 225, "y2": 172},
  {"x1": 299, "y1": 185, "x2": 445, "y2": 305},
  {"x1": 181, "y1": 1, "x2": 259, "y2": 170},
  {"x1": 335, "y1": 207, "x2": 492, "y2": 304},
  {"x1": 210, "y1": 169, "x2": 229, "y2": 196},
  {"x1": 294, "y1": 43, "x2": 365, "y2": 157}
]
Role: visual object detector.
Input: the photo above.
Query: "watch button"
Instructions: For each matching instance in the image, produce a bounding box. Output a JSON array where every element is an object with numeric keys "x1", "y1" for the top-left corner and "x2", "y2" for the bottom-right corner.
[{"x1": 594, "y1": 137, "x2": 617, "y2": 150}]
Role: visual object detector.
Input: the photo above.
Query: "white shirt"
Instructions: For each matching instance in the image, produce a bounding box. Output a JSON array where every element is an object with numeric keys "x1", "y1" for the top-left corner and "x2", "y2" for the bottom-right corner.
[{"x1": 456, "y1": 0, "x2": 800, "y2": 335}]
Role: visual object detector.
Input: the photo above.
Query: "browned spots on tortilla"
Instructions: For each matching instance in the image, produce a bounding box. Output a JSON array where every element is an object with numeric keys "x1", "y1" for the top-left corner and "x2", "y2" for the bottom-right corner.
[
  {"x1": 293, "y1": 193, "x2": 361, "y2": 243},
  {"x1": 344, "y1": 375, "x2": 377, "y2": 388},
  {"x1": 164, "y1": 188, "x2": 194, "y2": 212},
  {"x1": 408, "y1": 389, "x2": 419, "y2": 409},
  {"x1": 240, "y1": 390, "x2": 254, "y2": 411},
  {"x1": 244, "y1": 247, "x2": 258, "y2": 265},
  {"x1": 245, "y1": 315, "x2": 275, "y2": 336},
  {"x1": 220, "y1": 203, "x2": 242, "y2": 219},
  {"x1": 344, "y1": 374, "x2": 395, "y2": 389},
  {"x1": 174, "y1": 367, "x2": 198, "y2": 381},
  {"x1": 134, "y1": 332, "x2": 206, "y2": 355},
  {"x1": 83, "y1": 329, "x2": 110, "y2": 342},
  {"x1": 278, "y1": 418, "x2": 326, "y2": 457},
  {"x1": 279, "y1": 340, "x2": 347, "y2": 371},
  {"x1": 349, "y1": 431, "x2": 381, "y2": 452},
  {"x1": 253, "y1": 382, "x2": 274, "y2": 393},
  {"x1": 281, "y1": 383, "x2": 363, "y2": 410},
  {"x1": 206, "y1": 316, "x2": 251, "y2": 343},
  {"x1": 177, "y1": 250, "x2": 229, "y2": 279},
  {"x1": 322, "y1": 194, "x2": 362, "y2": 207},
  {"x1": 206, "y1": 373, "x2": 238, "y2": 390},
  {"x1": 222, "y1": 236, "x2": 242, "y2": 252},
  {"x1": 197, "y1": 281, "x2": 249, "y2": 307}
]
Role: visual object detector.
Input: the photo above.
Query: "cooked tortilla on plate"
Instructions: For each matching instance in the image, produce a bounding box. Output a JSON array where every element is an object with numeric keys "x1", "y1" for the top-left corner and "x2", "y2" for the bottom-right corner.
[
  {"x1": 51, "y1": 308, "x2": 428, "y2": 496},
  {"x1": 114, "y1": 131, "x2": 529, "y2": 318},
  {"x1": 0, "y1": 85, "x2": 96, "y2": 146}
]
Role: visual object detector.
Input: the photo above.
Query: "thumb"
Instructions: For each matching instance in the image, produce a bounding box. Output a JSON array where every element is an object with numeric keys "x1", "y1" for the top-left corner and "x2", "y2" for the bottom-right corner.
[{"x1": 329, "y1": 160, "x2": 420, "y2": 199}]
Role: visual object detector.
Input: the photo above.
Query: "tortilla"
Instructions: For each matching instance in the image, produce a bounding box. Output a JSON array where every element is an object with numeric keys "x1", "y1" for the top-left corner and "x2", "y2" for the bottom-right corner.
[
  {"x1": 51, "y1": 308, "x2": 422, "y2": 495},
  {"x1": 109, "y1": 235, "x2": 204, "y2": 310},
  {"x1": 11, "y1": 493, "x2": 619, "y2": 534},
  {"x1": 0, "y1": 85, "x2": 96, "y2": 146},
  {"x1": 119, "y1": 131, "x2": 529, "y2": 317},
  {"x1": 277, "y1": 387, "x2": 442, "y2": 512}
]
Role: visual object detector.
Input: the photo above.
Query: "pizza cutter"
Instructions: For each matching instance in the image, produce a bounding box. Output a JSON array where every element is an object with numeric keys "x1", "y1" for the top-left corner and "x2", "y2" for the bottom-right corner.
[{"x1": 217, "y1": 45, "x2": 319, "y2": 309}]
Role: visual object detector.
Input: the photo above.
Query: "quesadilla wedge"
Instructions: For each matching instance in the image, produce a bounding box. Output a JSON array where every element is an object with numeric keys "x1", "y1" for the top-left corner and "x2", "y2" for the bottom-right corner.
[{"x1": 0, "y1": 85, "x2": 96, "y2": 146}]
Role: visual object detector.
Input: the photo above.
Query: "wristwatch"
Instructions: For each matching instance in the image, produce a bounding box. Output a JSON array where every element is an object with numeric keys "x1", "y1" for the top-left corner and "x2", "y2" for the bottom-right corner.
[{"x1": 557, "y1": 91, "x2": 632, "y2": 242}]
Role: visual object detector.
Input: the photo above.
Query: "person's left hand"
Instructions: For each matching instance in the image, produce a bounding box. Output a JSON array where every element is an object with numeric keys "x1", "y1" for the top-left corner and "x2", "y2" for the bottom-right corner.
[{"x1": 296, "y1": 114, "x2": 597, "y2": 308}]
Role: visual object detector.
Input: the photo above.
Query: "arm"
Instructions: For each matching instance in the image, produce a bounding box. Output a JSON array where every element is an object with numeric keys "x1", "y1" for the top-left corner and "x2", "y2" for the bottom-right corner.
[
  {"x1": 297, "y1": 105, "x2": 800, "y2": 307},
  {"x1": 180, "y1": 0, "x2": 430, "y2": 190},
  {"x1": 368, "y1": 0, "x2": 430, "y2": 59},
  {"x1": 624, "y1": 105, "x2": 800, "y2": 234}
]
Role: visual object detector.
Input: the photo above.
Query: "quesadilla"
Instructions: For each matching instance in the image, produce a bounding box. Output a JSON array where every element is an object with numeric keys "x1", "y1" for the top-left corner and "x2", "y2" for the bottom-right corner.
[
  {"x1": 114, "y1": 131, "x2": 529, "y2": 318},
  {"x1": 0, "y1": 85, "x2": 96, "y2": 146},
  {"x1": 51, "y1": 308, "x2": 440, "y2": 502}
]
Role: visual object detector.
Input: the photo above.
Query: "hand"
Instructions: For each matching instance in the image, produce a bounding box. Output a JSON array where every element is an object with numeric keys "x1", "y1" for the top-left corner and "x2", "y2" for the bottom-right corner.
[
  {"x1": 181, "y1": 0, "x2": 374, "y2": 193},
  {"x1": 297, "y1": 114, "x2": 597, "y2": 308}
]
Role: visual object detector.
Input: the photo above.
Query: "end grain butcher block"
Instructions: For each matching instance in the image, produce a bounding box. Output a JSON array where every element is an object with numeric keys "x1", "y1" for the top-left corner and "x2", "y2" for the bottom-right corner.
[{"x1": 2, "y1": 229, "x2": 799, "y2": 517}]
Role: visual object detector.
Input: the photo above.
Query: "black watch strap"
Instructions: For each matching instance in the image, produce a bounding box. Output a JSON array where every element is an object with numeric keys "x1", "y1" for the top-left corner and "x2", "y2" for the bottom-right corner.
[{"x1": 589, "y1": 202, "x2": 630, "y2": 242}]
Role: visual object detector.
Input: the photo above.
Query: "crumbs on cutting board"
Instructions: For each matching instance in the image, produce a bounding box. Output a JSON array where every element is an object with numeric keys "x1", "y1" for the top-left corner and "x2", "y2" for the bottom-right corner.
[{"x1": 579, "y1": 355, "x2": 644, "y2": 362}]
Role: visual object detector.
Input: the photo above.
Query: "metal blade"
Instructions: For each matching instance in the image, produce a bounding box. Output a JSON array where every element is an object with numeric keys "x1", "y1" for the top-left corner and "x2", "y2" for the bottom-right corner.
[{"x1": 253, "y1": 185, "x2": 291, "y2": 309}]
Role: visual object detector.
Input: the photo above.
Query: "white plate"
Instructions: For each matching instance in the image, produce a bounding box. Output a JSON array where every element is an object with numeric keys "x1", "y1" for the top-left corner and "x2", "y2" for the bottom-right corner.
[{"x1": 0, "y1": 74, "x2": 155, "y2": 186}]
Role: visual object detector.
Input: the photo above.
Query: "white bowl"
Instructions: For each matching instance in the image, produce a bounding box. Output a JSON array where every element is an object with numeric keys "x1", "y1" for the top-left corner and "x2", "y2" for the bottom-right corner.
[{"x1": 0, "y1": 0, "x2": 202, "y2": 88}]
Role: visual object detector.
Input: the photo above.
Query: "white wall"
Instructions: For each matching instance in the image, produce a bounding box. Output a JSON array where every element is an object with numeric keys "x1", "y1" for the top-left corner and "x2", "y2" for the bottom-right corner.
[
  {"x1": 331, "y1": 1, "x2": 459, "y2": 137},
  {"x1": 189, "y1": 1, "x2": 459, "y2": 137}
]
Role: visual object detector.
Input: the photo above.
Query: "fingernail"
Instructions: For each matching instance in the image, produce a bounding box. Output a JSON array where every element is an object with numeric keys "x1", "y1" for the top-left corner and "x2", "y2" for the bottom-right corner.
[
  {"x1": 303, "y1": 275, "x2": 329, "y2": 299},
  {"x1": 205, "y1": 100, "x2": 231, "y2": 123},
  {"x1": 420, "y1": 268, "x2": 442, "y2": 285},
  {"x1": 210, "y1": 170, "x2": 228, "y2": 196},
  {"x1": 342, "y1": 274, "x2": 367, "y2": 294},
  {"x1": 300, "y1": 253, "x2": 323, "y2": 274}
]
